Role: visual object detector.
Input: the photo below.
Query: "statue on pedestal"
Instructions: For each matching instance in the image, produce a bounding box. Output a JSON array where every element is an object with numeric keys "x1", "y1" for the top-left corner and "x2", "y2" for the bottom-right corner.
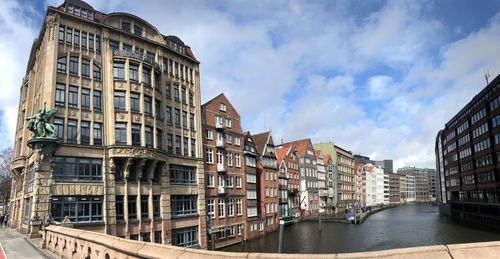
[{"x1": 26, "y1": 102, "x2": 58, "y2": 139}]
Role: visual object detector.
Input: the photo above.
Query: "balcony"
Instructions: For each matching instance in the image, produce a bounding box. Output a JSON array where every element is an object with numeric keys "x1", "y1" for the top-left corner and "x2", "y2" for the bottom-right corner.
[
  {"x1": 218, "y1": 186, "x2": 228, "y2": 195},
  {"x1": 288, "y1": 188, "x2": 299, "y2": 195},
  {"x1": 216, "y1": 139, "x2": 226, "y2": 148},
  {"x1": 216, "y1": 163, "x2": 227, "y2": 173},
  {"x1": 112, "y1": 49, "x2": 161, "y2": 69},
  {"x1": 215, "y1": 120, "x2": 224, "y2": 130}
]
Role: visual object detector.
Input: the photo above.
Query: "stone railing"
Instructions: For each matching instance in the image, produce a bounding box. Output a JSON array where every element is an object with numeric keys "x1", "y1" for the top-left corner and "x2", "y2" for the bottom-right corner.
[{"x1": 41, "y1": 225, "x2": 500, "y2": 259}]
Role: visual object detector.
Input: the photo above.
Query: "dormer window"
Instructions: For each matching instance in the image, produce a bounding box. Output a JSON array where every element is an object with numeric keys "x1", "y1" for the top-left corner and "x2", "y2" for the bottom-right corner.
[
  {"x1": 134, "y1": 25, "x2": 143, "y2": 37},
  {"x1": 74, "y1": 6, "x2": 80, "y2": 16},
  {"x1": 122, "y1": 22, "x2": 131, "y2": 33},
  {"x1": 81, "y1": 9, "x2": 87, "y2": 18},
  {"x1": 67, "y1": 5, "x2": 73, "y2": 13}
]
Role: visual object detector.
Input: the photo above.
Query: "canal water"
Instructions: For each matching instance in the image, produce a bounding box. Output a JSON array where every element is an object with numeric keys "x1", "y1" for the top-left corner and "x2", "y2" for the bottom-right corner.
[{"x1": 221, "y1": 203, "x2": 500, "y2": 254}]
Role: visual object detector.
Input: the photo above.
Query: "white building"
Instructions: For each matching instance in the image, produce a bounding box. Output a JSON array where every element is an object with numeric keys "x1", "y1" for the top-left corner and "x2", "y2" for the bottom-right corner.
[
  {"x1": 406, "y1": 175, "x2": 416, "y2": 203},
  {"x1": 383, "y1": 173, "x2": 390, "y2": 205},
  {"x1": 364, "y1": 163, "x2": 385, "y2": 206}
]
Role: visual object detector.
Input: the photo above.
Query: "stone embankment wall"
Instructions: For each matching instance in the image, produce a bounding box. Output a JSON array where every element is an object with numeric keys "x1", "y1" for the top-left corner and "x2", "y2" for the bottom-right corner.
[{"x1": 42, "y1": 225, "x2": 500, "y2": 259}]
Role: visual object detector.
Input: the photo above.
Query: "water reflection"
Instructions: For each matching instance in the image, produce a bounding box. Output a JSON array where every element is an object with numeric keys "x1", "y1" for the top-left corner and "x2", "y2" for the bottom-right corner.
[{"x1": 222, "y1": 203, "x2": 500, "y2": 254}]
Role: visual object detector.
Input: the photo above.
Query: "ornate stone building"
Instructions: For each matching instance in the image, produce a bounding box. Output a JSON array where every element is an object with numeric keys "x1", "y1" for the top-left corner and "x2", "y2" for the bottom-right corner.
[
  {"x1": 9, "y1": 0, "x2": 206, "y2": 248},
  {"x1": 201, "y1": 94, "x2": 245, "y2": 248}
]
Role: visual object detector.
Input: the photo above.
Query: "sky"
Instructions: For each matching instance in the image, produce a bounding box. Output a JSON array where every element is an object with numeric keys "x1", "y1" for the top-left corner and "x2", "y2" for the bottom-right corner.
[{"x1": 0, "y1": 0, "x2": 499, "y2": 170}]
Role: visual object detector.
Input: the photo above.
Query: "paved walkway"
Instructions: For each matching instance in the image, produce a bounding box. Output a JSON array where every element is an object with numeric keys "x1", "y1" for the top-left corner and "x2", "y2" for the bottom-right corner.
[{"x1": 0, "y1": 227, "x2": 47, "y2": 259}]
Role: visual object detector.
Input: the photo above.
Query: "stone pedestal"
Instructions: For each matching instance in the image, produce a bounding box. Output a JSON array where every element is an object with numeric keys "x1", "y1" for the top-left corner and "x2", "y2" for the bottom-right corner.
[
  {"x1": 28, "y1": 220, "x2": 42, "y2": 238},
  {"x1": 27, "y1": 138, "x2": 60, "y2": 238}
]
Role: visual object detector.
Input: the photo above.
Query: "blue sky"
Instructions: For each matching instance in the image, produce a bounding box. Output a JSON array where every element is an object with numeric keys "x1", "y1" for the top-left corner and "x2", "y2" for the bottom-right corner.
[{"x1": 0, "y1": 0, "x2": 499, "y2": 169}]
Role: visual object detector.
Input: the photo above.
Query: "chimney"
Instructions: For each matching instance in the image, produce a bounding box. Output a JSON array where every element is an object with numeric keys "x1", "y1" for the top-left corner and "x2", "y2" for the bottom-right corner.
[{"x1": 281, "y1": 138, "x2": 283, "y2": 145}]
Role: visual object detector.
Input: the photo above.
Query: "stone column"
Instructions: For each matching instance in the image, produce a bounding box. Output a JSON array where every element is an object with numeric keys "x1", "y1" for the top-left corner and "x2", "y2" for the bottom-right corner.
[
  {"x1": 160, "y1": 163, "x2": 171, "y2": 244},
  {"x1": 137, "y1": 159, "x2": 146, "y2": 241},
  {"x1": 105, "y1": 157, "x2": 117, "y2": 236},
  {"x1": 123, "y1": 158, "x2": 133, "y2": 239},
  {"x1": 27, "y1": 138, "x2": 59, "y2": 238},
  {"x1": 148, "y1": 161, "x2": 157, "y2": 242}
]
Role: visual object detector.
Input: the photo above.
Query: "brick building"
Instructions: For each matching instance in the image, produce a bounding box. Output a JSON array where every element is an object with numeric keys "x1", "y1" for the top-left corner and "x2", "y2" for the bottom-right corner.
[
  {"x1": 202, "y1": 94, "x2": 245, "y2": 248},
  {"x1": 253, "y1": 132, "x2": 279, "y2": 232}
]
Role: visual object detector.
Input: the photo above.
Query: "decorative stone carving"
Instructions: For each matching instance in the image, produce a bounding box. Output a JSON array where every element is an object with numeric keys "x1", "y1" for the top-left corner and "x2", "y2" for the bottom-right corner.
[
  {"x1": 45, "y1": 13, "x2": 57, "y2": 41},
  {"x1": 27, "y1": 138, "x2": 59, "y2": 171},
  {"x1": 109, "y1": 147, "x2": 166, "y2": 161}
]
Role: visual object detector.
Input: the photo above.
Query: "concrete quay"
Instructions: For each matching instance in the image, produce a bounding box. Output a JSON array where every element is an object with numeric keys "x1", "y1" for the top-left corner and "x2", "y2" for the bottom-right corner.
[{"x1": 40, "y1": 225, "x2": 500, "y2": 259}]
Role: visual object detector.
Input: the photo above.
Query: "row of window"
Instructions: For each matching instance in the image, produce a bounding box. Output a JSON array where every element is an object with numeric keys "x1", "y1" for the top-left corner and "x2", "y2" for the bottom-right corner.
[
  {"x1": 53, "y1": 157, "x2": 102, "y2": 181},
  {"x1": 474, "y1": 139, "x2": 491, "y2": 153},
  {"x1": 51, "y1": 196, "x2": 102, "y2": 222},
  {"x1": 205, "y1": 149, "x2": 241, "y2": 166},
  {"x1": 59, "y1": 26, "x2": 100, "y2": 51},
  {"x1": 206, "y1": 198, "x2": 243, "y2": 218},
  {"x1": 116, "y1": 195, "x2": 160, "y2": 220},
  {"x1": 206, "y1": 174, "x2": 242, "y2": 188},
  {"x1": 165, "y1": 83, "x2": 194, "y2": 106},
  {"x1": 113, "y1": 61, "x2": 159, "y2": 88},
  {"x1": 114, "y1": 122, "x2": 195, "y2": 154},
  {"x1": 57, "y1": 56, "x2": 101, "y2": 80},
  {"x1": 165, "y1": 106, "x2": 196, "y2": 130},
  {"x1": 471, "y1": 108, "x2": 487, "y2": 125},
  {"x1": 55, "y1": 84, "x2": 102, "y2": 111},
  {"x1": 472, "y1": 122, "x2": 488, "y2": 139},
  {"x1": 114, "y1": 91, "x2": 157, "y2": 116},
  {"x1": 53, "y1": 118, "x2": 102, "y2": 145},
  {"x1": 121, "y1": 21, "x2": 143, "y2": 37},
  {"x1": 205, "y1": 130, "x2": 241, "y2": 145},
  {"x1": 65, "y1": 4, "x2": 94, "y2": 20},
  {"x1": 457, "y1": 121, "x2": 469, "y2": 135}
]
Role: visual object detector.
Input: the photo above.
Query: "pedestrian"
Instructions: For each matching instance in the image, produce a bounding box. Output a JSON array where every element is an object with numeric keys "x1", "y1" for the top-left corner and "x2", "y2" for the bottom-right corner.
[
  {"x1": 0, "y1": 214, "x2": 4, "y2": 228},
  {"x1": 4, "y1": 214, "x2": 8, "y2": 228}
]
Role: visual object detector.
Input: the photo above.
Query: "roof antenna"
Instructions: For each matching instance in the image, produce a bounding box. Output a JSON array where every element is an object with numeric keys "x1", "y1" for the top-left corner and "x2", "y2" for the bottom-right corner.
[{"x1": 484, "y1": 68, "x2": 491, "y2": 85}]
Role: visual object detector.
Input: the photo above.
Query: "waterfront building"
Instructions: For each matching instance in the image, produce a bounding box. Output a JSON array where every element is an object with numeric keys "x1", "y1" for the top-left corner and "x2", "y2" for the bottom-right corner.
[
  {"x1": 277, "y1": 152, "x2": 289, "y2": 218},
  {"x1": 9, "y1": 0, "x2": 206, "y2": 247},
  {"x1": 428, "y1": 170, "x2": 438, "y2": 201},
  {"x1": 275, "y1": 144, "x2": 300, "y2": 218},
  {"x1": 383, "y1": 174, "x2": 390, "y2": 205},
  {"x1": 313, "y1": 142, "x2": 338, "y2": 213},
  {"x1": 323, "y1": 155, "x2": 337, "y2": 214},
  {"x1": 435, "y1": 74, "x2": 500, "y2": 230},
  {"x1": 282, "y1": 139, "x2": 319, "y2": 216},
  {"x1": 253, "y1": 132, "x2": 279, "y2": 232},
  {"x1": 353, "y1": 155, "x2": 393, "y2": 174},
  {"x1": 201, "y1": 94, "x2": 245, "y2": 248},
  {"x1": 389, "y1": 173, "x2": 401, "y2": 204},
  {"x1": 334, "y1": 145, "x2": 355, "y2": 211},
  {"x1": 314, "y1": 150, "x2": 328, "y2": 213},
  {"x1": 398, "y1": 167, "x2": 435, "y2": 202},
  {"x1": 354, "y1": 163, "x2": 366, "y2": 207},
  {"x1": 400, "y1": 175, "x2": 407, "y2": 203},
  {"x1": 405, "y1": 175, "x2": 416, "y2": 203},
  {"x1": 363, "y1": 163, "x2": 384, "y2": 206},
  {"x1": 242, "y1": 132, "x2": 265, "y2": 240}
]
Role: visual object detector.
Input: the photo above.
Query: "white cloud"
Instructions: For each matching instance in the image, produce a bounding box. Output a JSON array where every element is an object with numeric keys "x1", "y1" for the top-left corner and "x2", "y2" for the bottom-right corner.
[
  {"x1": 0, "y1": 0, "x2": 39, "y2": 150},
  {"x1": 1, "y1": 0, "x2": 499, "y2": 170}
]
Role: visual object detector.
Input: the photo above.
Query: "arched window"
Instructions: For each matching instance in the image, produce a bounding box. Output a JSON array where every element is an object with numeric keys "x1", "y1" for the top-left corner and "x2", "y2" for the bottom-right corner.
[{"x1": 93, "y1": 63, "x2": 101, "y2": 81}]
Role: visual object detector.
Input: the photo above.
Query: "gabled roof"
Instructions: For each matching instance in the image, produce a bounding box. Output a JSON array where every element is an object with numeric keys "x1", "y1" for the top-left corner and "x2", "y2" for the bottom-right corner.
[
  {"x1": 253, "y1": 131, "x2": 273, "y2": 156},
  {"x1": 202, "y1": 93, "x2": 241, "y2": 118},
  {"x1": 314, "y1": 150, "x2": 322, "y2": 158},
  {"x1": 276, "y1": 144, "x2": 293, "y2": 162},
  {"x1": 282, "y1": 138, "x2": 312, "y2": 156},
  {"x1": 323, "y1": 154, "x2": 332, "y2": 164}
]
